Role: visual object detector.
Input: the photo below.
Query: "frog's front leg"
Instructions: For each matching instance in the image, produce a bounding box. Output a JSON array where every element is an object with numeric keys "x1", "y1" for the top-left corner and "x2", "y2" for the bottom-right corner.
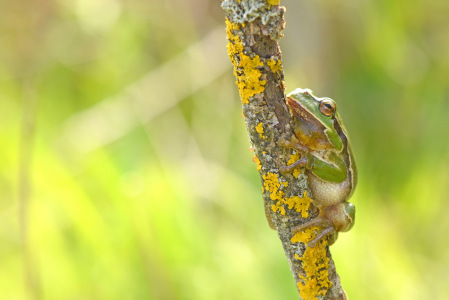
[
  {"x1": 279, "y1": 157, "x2": 307, "y2": 173},
  {"x1": 278, "y1": 136, "x2": 310, "y2": 173}
]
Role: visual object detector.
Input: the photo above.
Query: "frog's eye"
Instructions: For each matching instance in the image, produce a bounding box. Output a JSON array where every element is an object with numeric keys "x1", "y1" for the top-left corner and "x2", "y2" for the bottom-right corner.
[{"x1": 319, "y1": 99, "x2": 336, "y2": 117}]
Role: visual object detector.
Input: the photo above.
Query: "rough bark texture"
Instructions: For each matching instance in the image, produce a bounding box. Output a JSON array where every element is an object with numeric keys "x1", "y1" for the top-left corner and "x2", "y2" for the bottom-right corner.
[{"x1": 222, "y1": 1, "x2": 347, "y2": 299}]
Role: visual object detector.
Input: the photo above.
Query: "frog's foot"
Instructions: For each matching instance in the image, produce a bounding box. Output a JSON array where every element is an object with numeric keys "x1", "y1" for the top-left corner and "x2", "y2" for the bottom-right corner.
[
  {"x1": 308, "y1": 226, "x2": 336, "y2": 248},
  {"x1": 291, "y1": 217, "x2": 336, "y2": 248},
  {"x1": 278, "y1": 136, "x2": 308, "y2": 153},
  {"x1": 279, "y1": 157, "x2": 307, "y2": 174}
]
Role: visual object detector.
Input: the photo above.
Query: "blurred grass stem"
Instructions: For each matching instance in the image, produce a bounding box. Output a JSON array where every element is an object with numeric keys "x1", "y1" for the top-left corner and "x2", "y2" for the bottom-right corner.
[
  {"x1": 56, "y1": 27, "x2": 230, "y2": 156},
  {"x1": 18, "y1": 81, "x2": 42, "y2": 300}
]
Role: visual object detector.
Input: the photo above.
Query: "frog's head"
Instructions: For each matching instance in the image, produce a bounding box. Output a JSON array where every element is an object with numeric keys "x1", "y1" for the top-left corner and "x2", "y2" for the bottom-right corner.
[{"x1": 286, "y1": 88, "x2": 343, "y2": 152}]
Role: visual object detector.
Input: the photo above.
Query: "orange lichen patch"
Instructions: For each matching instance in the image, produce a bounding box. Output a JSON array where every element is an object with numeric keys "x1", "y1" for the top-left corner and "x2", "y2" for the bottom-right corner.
[
  {"x1": 291, "y1": 228, "x2": 332, "y2": 300},
  {"x1": 287, "y1": 153, "x2": 302, "y2": 178},
  {"x1": 253, "y1": 155, "x2": 262, "y2": 171},
  {"x1": 266, "y1": 57, "x2": 282, "y2": 74},
  {"x1": 225, "y1": 18, "x2": 266, "y2": 105},
  {"x1": 255, "y1": 122, "x2": 266, "y2": 139},
  {"x1": 285, "y1": 191, "x2": 312, "y2": 218}
]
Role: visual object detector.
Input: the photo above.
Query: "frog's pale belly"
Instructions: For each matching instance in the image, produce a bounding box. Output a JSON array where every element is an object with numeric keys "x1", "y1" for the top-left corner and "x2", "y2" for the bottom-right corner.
[{"x1": 307, "y1": 172, "x2": 352, "y2": 207}]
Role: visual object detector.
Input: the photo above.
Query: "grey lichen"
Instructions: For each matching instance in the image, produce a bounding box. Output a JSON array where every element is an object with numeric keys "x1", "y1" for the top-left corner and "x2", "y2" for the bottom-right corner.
[
  {"x1": 222, "y1": 0, "x2": 275, "y2": 24},
  {"x1": 296, "y1": 173, "x2": 310, "y2": 192},
  {"x1": 222, "y1": 0, "x2": 284, "y2": 40}
]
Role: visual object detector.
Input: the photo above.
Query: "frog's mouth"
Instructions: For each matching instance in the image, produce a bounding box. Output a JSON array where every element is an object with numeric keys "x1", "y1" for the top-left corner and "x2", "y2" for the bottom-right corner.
[
  {"x1": 286, "y1": 96, "x2": 305, "y2": 116},
  {"x1": 286, "y1": 96, "x2": 321, "y2": 125}
]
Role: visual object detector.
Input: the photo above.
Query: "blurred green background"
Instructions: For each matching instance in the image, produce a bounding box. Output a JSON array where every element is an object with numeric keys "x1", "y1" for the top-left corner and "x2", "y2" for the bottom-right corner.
[{"x1": 1, "y1": 0, "x2": 449, "y2": 299}]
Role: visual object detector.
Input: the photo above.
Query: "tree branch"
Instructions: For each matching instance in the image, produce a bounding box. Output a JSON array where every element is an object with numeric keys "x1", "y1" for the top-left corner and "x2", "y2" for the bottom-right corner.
[{"x1": 222, "y1": 1, "x2": 347, "y2": 299}]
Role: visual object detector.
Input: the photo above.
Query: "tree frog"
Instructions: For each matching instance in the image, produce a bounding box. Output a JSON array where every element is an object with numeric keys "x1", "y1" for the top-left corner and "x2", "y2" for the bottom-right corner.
[{"x1": 279, "y1": 88, "x2": 357, "y2": 247}]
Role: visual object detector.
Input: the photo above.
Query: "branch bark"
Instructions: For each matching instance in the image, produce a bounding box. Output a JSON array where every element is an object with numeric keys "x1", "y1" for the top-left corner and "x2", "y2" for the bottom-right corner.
[{"x1": 222, "y1": 1, "x2": 347, "y2": 299}]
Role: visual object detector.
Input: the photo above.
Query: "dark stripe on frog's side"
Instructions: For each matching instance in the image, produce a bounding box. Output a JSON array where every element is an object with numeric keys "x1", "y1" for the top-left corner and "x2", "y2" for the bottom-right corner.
[{"x1": 331, "y1": 114, "x2": 357, "y2": 194}]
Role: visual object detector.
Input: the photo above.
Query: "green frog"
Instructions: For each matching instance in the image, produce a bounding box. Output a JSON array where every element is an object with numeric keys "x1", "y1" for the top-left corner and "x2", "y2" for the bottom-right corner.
[{"x1": 279, "y1": 88, "x2": 357, "y2": 247}]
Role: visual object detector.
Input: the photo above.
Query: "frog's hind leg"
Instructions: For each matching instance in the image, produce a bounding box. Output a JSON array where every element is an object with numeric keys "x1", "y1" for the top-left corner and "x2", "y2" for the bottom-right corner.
[
  {"x1": 291, "y1": 217, "x2": 336, "y2": 248},
  {"x1": 291, "y1": 217, "x2": 332, "y2": 233},
  {"x1": 278, "y1": 136, "x2": 309, "y2": 173},
  {"x1": 307, "y1": 227, "x2": 336, "y2": 248}
]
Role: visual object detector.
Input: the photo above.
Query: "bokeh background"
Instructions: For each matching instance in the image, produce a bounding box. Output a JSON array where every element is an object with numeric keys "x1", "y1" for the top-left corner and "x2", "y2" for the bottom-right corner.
[{"x1": 2, "y1": 0, "x2": 449, "y2": 299}]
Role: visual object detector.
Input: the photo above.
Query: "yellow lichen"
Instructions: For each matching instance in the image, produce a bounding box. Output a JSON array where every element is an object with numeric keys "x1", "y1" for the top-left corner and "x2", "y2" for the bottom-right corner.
[
  {"x1": 262, "y1": 172, "x2": 286, "y2": 215},
  {"x1": 235, "y1": 55, "x2": 266, "y2": 104},
  {"x1": 285, "y1": 191, "x2": 312, "y2": 218},
  {"x1": 255, "y1": 122, "x2": 266, "y2": 139},
  {"x1": 225, "y1": 18, "x2": 266, "y2": 105},
  {"x1": 267, "y1": 58, "x2": 282, "y2": 74},
  {"x1": 263, "y1": 172, "x2": 284, "y2": 201},
  {"x1": 267, "y1": 0, "x2": 280, "y2": 8},
  {"x1": 291, "y1": 228, "x2": 332, "y2": 300},
  {"x1": 261, "y1": 169, "x2": 328, "y2": 298},
  {"x1": 287, "y1": 153, "x2": 303, "y2": 178},
  {"x1": 262, "y1": 172, "x2": 311, "y2": 217},
  {"x1": 253, "y1": 155, "x2": 262, "y2": 171},
  {"x1": 287, "y1": 153, "x2": 301, "y2": 165},
  {"x1": 225, "y1": 18, "x2": 243, "y2": 66}
]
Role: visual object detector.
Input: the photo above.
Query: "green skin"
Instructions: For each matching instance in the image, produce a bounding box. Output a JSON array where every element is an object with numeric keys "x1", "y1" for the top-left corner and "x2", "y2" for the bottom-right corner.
[{"x1": 279, "y1": 88, "x2": 357, "y2": 248}]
